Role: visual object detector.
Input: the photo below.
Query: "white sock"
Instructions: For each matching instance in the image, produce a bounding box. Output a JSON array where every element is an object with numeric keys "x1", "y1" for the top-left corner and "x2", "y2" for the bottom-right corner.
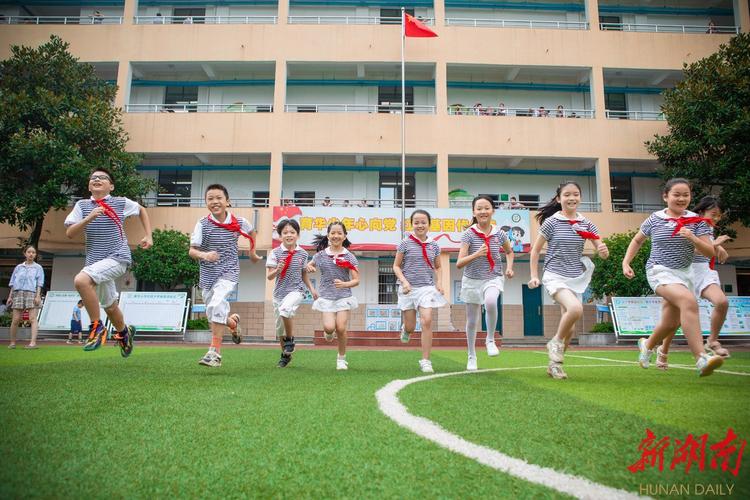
[{"x1": 466, "y1": 304, "x2": 480, "y2": 358}]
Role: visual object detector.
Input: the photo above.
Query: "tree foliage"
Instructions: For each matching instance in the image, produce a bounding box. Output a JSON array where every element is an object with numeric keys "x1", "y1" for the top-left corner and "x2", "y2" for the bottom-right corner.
[
  {"x1": 131, "y1": 229, "x2": 199, "y2": 291},
  {"x1": 0, "y1": 35, "x2": 154, "y2": 248},
  {"x1": 590, "y1": 231, "x2": 652, "y2": 299},
  {"x1": 647, "y1": 33, "x2": 750, "y2": 229}
]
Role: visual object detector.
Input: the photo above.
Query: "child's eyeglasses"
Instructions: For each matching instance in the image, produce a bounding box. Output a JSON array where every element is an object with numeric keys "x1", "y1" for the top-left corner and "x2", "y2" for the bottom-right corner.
[{"x1": 89, "y1": 174, "x2": 111, "y2": 181}]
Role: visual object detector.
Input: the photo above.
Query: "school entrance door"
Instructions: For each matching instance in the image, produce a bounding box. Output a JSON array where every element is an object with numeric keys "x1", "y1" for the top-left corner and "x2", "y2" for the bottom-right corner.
[{"x1": 522, "y1": 285, "x2": 543, "y2": 336}]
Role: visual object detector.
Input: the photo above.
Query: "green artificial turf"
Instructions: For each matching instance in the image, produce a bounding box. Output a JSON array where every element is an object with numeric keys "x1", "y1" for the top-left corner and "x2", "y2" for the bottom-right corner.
[{"x1": 1, "y1": 346, "x2": 748, "y2": 499}]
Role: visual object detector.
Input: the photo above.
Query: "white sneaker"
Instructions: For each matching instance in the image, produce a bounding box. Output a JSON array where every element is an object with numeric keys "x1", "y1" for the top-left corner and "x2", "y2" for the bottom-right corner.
[
  {"x1": 400, "y1": 327, "x2": 410, "y2": 344},
  {"x1": 696, "y1": 353, "x2": 723, "y2": 378},
  {"x1": 547, "y1": 337, "x2": 564, "y2": 363},
  {"x1": 486, "y1": 341, "x2": 500, "y2": 357},
  {"x1": 638, "y1": 337, "x2": 653, "y2": 369},
  {"x1": 419, "y1": 359, "x2": 434, "y2": 373},
  {"x1": 336, "y1": 358, "x2": 348, "y2": 371},
  {"x1": 198, "y1": 348, "x2": 222, "y2": 367},
  {"x1": 547, "y1": 362, "x2": 567, "y2": 380},
  {"x1": 466, "y1": 355, "x2": 478, "y2": 371}
]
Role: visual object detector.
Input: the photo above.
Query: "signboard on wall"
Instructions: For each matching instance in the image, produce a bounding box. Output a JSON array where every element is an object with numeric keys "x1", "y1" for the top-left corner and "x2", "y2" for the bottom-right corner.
[
  {"x1": 272, "y1": 206, "x2": 531, "y2": 253},
  {"x1": 38, "y1": 291, "x2": 106, "y2": 331},
  {"x1": 118, "y1": 292, "x2": 189, "y2": 333},
  {"x1": 611, "y1": 296, "x2": 750, "y2": 337},
  {"x1": 365, "y1": 305, "x2": 421, "y2": 332}
]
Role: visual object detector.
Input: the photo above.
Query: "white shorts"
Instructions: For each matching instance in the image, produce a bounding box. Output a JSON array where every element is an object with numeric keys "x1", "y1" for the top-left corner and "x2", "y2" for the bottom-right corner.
[
  {"x1": 202, "y1": 279, "x2": 237, "y2": 324},
  {"x1": 459, "y1": 276, "x2": 504, "y2": 304},
  {"x1": 312, "y1": 296, "x2": 358, "y2": 313},
  {"x1": 542, "y1": 257, "x2": 594, "y2": 302},
  {"x1": 646, "y1": 265, "x2": 694, "y2": 293},
  {"x1": 397, "y1": 285, "x2": 448, "y2": 311},
  {"x1": 274, "y1": 291, "x2": 305, "y2": 319},
  {"x1": 81, "y1": 258, "x2": 128, "y2": 308},
  {"x1": 692, "y1": 262, "x2": 721, "y2": 297}
]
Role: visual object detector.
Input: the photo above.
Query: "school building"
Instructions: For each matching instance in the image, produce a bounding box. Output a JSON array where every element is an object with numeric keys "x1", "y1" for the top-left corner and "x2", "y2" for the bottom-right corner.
[{"x1": 1, "y1": 0, "x2": 749, "y2": 340}]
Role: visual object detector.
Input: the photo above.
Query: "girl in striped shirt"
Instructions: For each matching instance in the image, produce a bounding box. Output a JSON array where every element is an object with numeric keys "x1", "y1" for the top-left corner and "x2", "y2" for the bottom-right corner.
[
  {"x1": 456, "y1": 195, "x2": 515, "y2": 371},
  {"x1": 393, "y1": 209, "x2": 448, "y2": 373},
  {"x1": 622, "y1": 178, "x2": 723, "y2": 377},
  {"x1": 655, "y1": 196, "x2": 732, "y2": 369},
  {"x1": 306, "y1": 221, "x2": 360, "y2": 371},
  {"x1": 189, "y1": 184, "x2": 260, "y2": 368},
  {"x1": 267, "y1": 219, "x2": 316, "y2": 368},
  {"x1": 528, "y1": 181, "x2": 609, "y2": 379}
]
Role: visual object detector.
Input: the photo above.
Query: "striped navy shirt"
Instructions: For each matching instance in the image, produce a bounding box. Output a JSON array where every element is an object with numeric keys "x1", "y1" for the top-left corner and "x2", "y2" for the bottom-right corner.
[
  {"x1": 64, "y1": 196, "x2": 140, "y2": 266},
  {"x1": 460, "y1": 225, "x2": 508, "y2": 279},
  {"x1": 396, "y1": 235, "x2": 440, "y2": 288},
  {"x1": 693, "y1": 227, "x2": 714, "y2": 264},
  {"x1": 311, "y1": 248, "x2": 358, "y2": 300},
  {"x1": 641, "y1": 209, "x2": 712, "y2": 270},
  {"x1": 539, "y1": 213, "x2": 600, "y2": 278},
  {"x1": 190, "y1": 213, "x2": 252, "y2": 291},
  {"x1": 267, "y1": 245, "x2": 309, "y2": 300}
]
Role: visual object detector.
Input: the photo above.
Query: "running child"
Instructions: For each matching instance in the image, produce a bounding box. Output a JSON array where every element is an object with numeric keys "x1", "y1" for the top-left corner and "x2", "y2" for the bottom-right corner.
[
  {"x1": 528, "y1": 181, "x2": 609, "y2": 379},
  {"x1": 393, "y1": 209, "x2": 447, "y2": 373},
  {"x1": 267, "y1": 219, "x2": 316, "y2": 368},
  {"x1": 456, "y1": 195, "x2": 515, "y2": 371},
  {"x1": 306, "y1": 221, "x2": 360, "y2": 371},
  {"x1": 7, "y1": 245, "x2": 44, "y2": 349},
  {"x1": 622, "y1": 178, "x2": 723, "y2": 377},
  {"x1": 189, "y1": 184, "x2": 260, "y2": 368},
  {"x1": 67, "y1": 299, "x2": 84, "y2": 344},
  {"x1": 655, "y1": 195, "x2": 732, "y2": 369},
  {"x1": 64, "y1": 168, "x2": 152, "y2": 357}
]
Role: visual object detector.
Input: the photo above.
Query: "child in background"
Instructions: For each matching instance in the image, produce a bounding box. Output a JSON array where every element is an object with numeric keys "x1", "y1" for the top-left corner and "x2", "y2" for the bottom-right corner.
[
  {"x1": 189, "y1": 184, "x2": 260, "y2": 368},
  {"x1": 393, "y1": 209, "x2": 447, "y2": 373},
  {"x1": 64, "y1": 168, "x2": 152, "y2": 357},
  {"x1": 267, "y1": 219, "x2": 316, "y2": 368},
  {"x1": 622, "y1": 178, "x2": 723, "y2": 377},
  {"x1": 307, "y1": 221, "x2": 360, "y2": 370},
  {"x1": 67, "y1": 300, "x2": 84, "y2": 344},
  {"x1": 456, "y1": 195, "x2": 514, "y2": 371},
  {"x1": 528, "y1": 181, "x2": 609, "y2": 379}
]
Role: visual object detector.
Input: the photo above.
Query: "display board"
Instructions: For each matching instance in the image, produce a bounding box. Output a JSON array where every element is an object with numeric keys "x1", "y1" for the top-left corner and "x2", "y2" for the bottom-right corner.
[
  {"x1": 365, "y1": 305, "x2": 421, "y2": 332},
  {"x1": 611, "y1": 296, "x2": 750, "y2": 337},
  {"x1": 38, "y1": 291, "x2": 106, "y2": 331},
  {"x1": 118, "y1": 292, "x2": 189, "y2": 333}
]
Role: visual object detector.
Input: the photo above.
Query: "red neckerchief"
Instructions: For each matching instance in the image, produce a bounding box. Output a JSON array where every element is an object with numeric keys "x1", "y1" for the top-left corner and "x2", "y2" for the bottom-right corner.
[
  {"x1": 93, "y1": 198, "x2": 123, "y2": 238},
  {"x1": 710, "y1": 257, "x2": 716, "y2": 270},
  {"x1": 329, "y1": 252, "x2": 358, "y2": 271},
  {"x1": 280, "y1": 248, "x2": 296, "y2": 279},
  {"x1": 409, "y1": 234, "x2": 434, "y2": 270},
  {"x1": 565, "y1": 220, "x2": 599, "y2": 240},
  {"x1": 207, "y1": 213, "x2": 255, "y2": 250},
  {"x1": 665, "y1": 216, "x2": 713, "y2": 237},
  {"x1": 470, "y1": 227, "x2": 495, "y2": 272}
]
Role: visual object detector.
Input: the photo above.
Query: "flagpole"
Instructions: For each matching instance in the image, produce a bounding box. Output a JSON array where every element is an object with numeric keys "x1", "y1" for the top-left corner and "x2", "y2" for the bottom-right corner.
[{"x1": 400, "y1": 6, "x2": 406, "y2": 239}]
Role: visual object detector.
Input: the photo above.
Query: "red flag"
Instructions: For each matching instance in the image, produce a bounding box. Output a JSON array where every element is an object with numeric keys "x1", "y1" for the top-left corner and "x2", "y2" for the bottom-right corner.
[{"x1": 404, "y1": 13, "x2": 438, "y2": 38}]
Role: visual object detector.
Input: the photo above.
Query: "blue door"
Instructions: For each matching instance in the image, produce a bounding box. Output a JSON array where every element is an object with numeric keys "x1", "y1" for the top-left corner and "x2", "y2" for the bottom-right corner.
[{"x1": 522, "y1": 285, "x2": 543, "y2": 336}]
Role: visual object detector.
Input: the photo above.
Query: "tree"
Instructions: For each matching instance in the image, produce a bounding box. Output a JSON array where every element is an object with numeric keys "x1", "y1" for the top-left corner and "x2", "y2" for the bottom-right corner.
[
  {"x1": 647, "y1": 33, "x2": 750, "y2": 229},
  {"x1": 131, "y1": 229, "x2": 199, "y2": 291},
  {"x1": 590, "y1": 231, "x2": 652, "y2": 299},
  {"x1": 0, "y1": 35, "x2": 154, "y2": 248}
]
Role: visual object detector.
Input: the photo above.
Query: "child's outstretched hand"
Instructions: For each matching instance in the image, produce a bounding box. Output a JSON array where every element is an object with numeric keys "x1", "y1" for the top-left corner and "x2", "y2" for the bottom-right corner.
[
  {"x1": 596, "y1": 242, "x2": 609, "y2": 259},
  {"x1": 139, "y1": 235, "x2": 153, "y2": 249},
  {"x1": 528, "y1": 277, "x2": 540, "y2": 289},
  {"x1": 622, "y1": 264, "x2": 635, "y2": 279}
]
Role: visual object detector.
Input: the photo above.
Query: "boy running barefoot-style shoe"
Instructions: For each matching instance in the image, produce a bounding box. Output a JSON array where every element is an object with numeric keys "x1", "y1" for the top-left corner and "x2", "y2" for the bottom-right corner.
[
  {"x1": 199, "y1": 347, "x2": 222, "y2": 368},
  {"x1": 112, "y1": 325, "x2": 135, "y2": 358},
  {"x1": 547, "y1": 362, "x2": 567, "y2": 380},
  {"x1": 83, "y1": 320, "x2": 107, "y2": 351}
]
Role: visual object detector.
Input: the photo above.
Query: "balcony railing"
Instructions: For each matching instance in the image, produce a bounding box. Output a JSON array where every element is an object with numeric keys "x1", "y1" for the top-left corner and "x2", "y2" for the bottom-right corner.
[
  {"x1": 605, "y1": 110, "x2": 665, "y2": 121},
  {"x1": 125, "y1": 103, "x2": 273, "y2": 113},
  {"x1": 288, "y1": 16, "x2": 434, "y2": 25},
  {"x1": 133, "y1": 15, "x2": 277, "y2": 24},
  {"x1": 612, "y1": 202, "x2": 664, "y2": 213},
  {"x1": 449, "y1": 200, "x2": 602, "y2": 211},
  {"x1": 284, "y1": 104, "x2": 436, "y2": 114},
  {"x1": 600, "y1": 22, "x2": 739, "y2": 34},
  {"x1": 2, "y1": 15, "x2": 123, "y2": 25},
  {"x1": 445, "y1": 18, "x2": 588, "y2": 30},
  {"x1": 140, "y1": 196, "x2": 270, "y2": 208},
  {"x1": 448, "y1": 106, "x2": 594, "y2": 118},
  {"x1": 283, "y1": 198, "x2": 438, "y2": 208}
]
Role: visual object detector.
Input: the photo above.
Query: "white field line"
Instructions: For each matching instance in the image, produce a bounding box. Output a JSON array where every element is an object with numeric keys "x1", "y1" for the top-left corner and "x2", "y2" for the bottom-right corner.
[
  {"x1": 538, "y1": 352, "x2": 750, "y2": 377},
  {"x1": 376, "y1": 364, "x2": 647, "y2": 500}
]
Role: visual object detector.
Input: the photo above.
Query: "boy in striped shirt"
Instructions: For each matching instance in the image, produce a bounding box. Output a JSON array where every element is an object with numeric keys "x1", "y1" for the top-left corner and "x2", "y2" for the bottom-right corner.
[
  {"x1": 64, "y1": 168, "x2": 153, "y2": 357},
  {"x1": 189, "y1": 184, "x2": 260, "y2": 368}
]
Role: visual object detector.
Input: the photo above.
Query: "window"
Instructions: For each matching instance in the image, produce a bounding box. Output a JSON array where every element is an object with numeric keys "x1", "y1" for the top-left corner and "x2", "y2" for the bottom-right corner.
[
  {"x1": 600, "y1": 15, "x2": 622, "y2": 30},
  {"x1": 296, "y1": 105, "x2": 317, "y2": 113},
  {"x1": 379, "y1": 173, "x2": 415, "y2": 207},
  {"x1": 173, "y1": 7, "x2": 205, "y2": 23},
  {"x1": 378, "y1": 86, "x2": 414, "y2": 113},
  {"x1": 380, "y1": 7, "x2": 413, "y2": 25},
  {"x1": 605, "y1": 93, "x2": 628, "y2": 119},
  {"x1": 479, "y1": 193, "x2": 500, "y2": 208},
  {"x1": 378, "y1": 258, "x2": 398, "y2": 304},
  {"x1": 610, "y1": 176, "x2": 633, "y2": 212},
  {"x1": 157, "y1": 170, "x2": 192, "y2": 206},
  {"x1": 518, "y1": 194, "x2": 540, "y2": 209},
  {"x1": 294, "y1": 191, "x2": 315, "y2": 207},
  {"x1": 165, "y1": 86, "x2": 199, "y2": 112},
  {"x1": 253, "y1": 191, "x2": 269, "y2": 207}
]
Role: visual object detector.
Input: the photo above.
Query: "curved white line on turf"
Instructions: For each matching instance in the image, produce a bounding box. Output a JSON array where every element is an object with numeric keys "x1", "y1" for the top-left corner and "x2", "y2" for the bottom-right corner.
[
  {"x1": 376, "y1": 364, "x2": 647, "y2": 500},
  {"x1": 547, "y1": 352, "x2": 750, "y2": 377}
]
